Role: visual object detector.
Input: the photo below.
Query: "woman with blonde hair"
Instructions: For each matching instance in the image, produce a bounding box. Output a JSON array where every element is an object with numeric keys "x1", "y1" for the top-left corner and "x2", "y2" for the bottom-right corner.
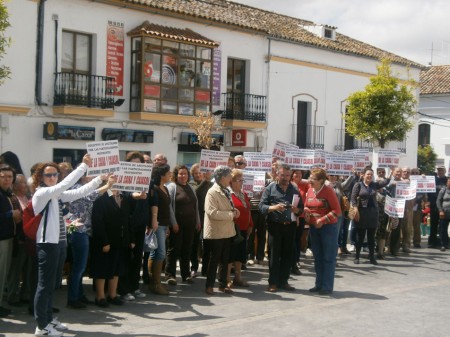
[{"x1": 228, "y1": 169, "x2": 253, "y2": 287}]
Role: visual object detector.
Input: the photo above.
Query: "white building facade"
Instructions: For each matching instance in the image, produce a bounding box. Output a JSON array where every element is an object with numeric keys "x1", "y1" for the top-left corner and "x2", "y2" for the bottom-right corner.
[
  {"x1": 0, "y1": 0, "x2": 422, "y2": 173},
  {"x1": 419, "y1": 65, "x2": 450, "y2": 170}
]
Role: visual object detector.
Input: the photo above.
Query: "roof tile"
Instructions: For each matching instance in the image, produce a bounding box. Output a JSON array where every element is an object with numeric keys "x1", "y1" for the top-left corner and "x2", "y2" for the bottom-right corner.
[
  {"x1": 420, "y1": 65, "x2": 450, "y2": 95},
  {"x1": 119, "y1": 0, "x2": 423, "y2": 68}
]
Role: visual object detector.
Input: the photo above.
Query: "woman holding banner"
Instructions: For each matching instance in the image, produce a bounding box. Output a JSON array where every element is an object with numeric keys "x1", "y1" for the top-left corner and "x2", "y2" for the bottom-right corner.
[{"x1": 350, "y1": 167, "x2": 390, "y2": 265}]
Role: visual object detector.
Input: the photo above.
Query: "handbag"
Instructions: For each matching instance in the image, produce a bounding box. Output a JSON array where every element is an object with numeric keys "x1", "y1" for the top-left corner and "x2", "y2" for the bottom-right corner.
[
  {"x1": 342, "y1": 196, "x2": 350, "y2": 212},
  {"x1": 348, "y1": 197, "x2": 360, "y2": 220},
  {"x1": 144, "y1": 230, "x2": 158, "y2": 250},
  {"x1": 232, "y1": 223, "x2": 244, "y2": 245}
]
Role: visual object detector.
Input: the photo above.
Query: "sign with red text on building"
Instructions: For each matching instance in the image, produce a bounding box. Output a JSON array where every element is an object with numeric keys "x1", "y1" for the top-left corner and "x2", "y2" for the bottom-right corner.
[
  {"x1": 106, "y1": 21, "x2": 124, "y2": 96},
  {"x1": 232, "y1": 129, "x2": 247, "y2": 146}
]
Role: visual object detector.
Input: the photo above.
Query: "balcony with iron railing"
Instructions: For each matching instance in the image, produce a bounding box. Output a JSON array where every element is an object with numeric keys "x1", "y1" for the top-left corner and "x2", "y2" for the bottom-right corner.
[
  {"x1": 220, "y1": 92, "x2": 267, "y2": 128},
  {"x1": 334, "y1": 129, "x2": 374, "y2": 151},
  {"x1": 54, "y1": 72, "x2": 115, "y2": 110},
  {"x1": 294, "y1": 124, "x2": 324, "y2": 149}
]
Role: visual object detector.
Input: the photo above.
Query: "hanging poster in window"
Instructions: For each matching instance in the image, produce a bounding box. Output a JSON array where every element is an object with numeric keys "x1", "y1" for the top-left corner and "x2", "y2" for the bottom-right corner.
[
  {"x1": 212, "y1": 48, "x2": 221, "y2": 105},
  {"x1": 106, "y1": 20, "x2": 124, "y2": 96}
]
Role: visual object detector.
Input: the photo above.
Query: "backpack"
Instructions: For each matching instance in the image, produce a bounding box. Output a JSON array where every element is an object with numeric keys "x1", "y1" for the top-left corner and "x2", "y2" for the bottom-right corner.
[{"x1": 22, "y1": 200, "x2": 51, "y2": 241}]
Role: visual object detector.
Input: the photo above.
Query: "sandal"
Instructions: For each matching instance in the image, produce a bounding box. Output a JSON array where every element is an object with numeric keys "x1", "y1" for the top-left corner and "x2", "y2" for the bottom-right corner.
[
  {"x1": 218, "y1": 286, "x2": 234, "y2": 294},
  {"x1": 233, "y1": 278, "x2": 249, "y2": 287}
]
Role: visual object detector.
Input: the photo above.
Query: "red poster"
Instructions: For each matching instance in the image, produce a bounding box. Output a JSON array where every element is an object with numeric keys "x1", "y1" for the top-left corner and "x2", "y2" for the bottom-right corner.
[
  {"x1": 195, "y1": 90, "x2": 211, "y2": 102},
  {"x1": 232, "y1": 129, "x2": 247, "y2": 146},
  {"x1": 106, "y1": 21, "x2": 124, "y2": 96}
]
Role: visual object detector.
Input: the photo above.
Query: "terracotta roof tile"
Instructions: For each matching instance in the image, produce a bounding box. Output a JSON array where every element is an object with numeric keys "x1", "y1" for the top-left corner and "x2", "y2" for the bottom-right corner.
[
  {"x1": 127, "y1": 21, "x2": 219, "y2": 46},
  {"x1": 118, "y1": 0, "x2": 424, "y2": 68},
  {"x1": 420, "y1": 65, "x2": 450, "y2": 95}
]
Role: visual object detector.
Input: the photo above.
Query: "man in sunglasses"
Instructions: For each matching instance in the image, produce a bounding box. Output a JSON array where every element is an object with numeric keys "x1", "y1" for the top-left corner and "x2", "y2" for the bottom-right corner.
[{"x1": 234, "y1": 155, "x2": 247, "y2": 169}]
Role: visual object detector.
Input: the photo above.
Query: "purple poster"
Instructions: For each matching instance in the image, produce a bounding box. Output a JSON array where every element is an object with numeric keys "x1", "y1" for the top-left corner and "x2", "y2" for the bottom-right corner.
[{"x1": 212, "y1": 48, "x2": 222, "y2": 106}]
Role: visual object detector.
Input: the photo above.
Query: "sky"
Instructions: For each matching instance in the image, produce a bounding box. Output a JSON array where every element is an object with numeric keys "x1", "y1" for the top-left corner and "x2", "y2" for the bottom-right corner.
[{"x1": 232, "y1": 0, "x2": 450, "y2": 66}]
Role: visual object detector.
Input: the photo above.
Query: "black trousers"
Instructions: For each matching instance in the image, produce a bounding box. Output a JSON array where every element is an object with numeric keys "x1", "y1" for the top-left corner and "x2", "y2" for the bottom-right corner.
[
  {"x1": 248, "y1": 209, "x2": 267, "y2": 261},
  {"x1": 165, "y1": 222, "x2": 196, "y2": 281},
  {"x1": 205, "y1": 238, "x2": 231, "y2": 288},
  {"x1": 267, "y1": 222, "x2": 296, "y2": 286},
  {"x1": 355, "y1": 227, "x2": 376, "y2": 258}
]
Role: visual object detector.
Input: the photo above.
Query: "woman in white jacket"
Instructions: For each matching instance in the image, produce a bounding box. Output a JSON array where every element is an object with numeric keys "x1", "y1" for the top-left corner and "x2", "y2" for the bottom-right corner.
[{"x1": 31, "y1": 154, "x2": 107, "y2": 337}]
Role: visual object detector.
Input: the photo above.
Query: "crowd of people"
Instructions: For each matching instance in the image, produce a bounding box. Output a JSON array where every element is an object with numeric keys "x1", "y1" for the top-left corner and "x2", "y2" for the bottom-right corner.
[{"x1": 0, "y1": 150, "x2": 447, "y2": 337}]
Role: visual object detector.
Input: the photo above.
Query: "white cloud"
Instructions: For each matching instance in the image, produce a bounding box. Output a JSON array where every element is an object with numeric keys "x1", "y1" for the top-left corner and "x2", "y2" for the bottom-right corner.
[{"x1": 231, "y1": 0, "x2": 450, "y2": 66}]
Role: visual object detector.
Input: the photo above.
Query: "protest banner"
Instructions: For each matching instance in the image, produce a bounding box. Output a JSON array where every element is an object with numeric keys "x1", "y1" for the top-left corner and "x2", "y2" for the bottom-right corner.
[
  {"x1": 345, "y1": 149, "x2": 370, "y2": 172},
  {"x1": 199, "y1": 149, "x2": 230, "y2": 172},
  {"x1": 272, "y1": 140, "x2": 298, "y2": 161},
  {"x1": 377, "y1": 149, "x2": 401, "y2": 169},
  {"x1": 113, "y1": 161, "x2": 153, "y2": 192},
  {"x1": 325, "y1": 153, "x2": 354, "y2": 175},
  {"x1": 242, "y1": 172, "x2": 255, "y2": 198},
  {"x1": 284, "y1": 148, "x2": 315, "y2": 170},
  {"x1": 86, "y1": 140, "x2": 120, "y2": 176},
  {"x1": 395, "y1": 181, "x2": 417, "y2": 200},
  {"x1": 243, "y1": 152, "x2": 272, "y2": 172},
  {"x1": 384, "y1": 195, "x2": 405, "y2": 218},
  {"x1": 409, "y1": 175, "x2": 436, "y2": 193}
]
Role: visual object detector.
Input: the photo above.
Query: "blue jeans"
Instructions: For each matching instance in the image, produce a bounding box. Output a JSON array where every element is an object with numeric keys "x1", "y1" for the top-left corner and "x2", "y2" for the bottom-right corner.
[
  {"x1": 310, "y1": 223, "x2": 338, "y2": 292},
  {"x1": 335, "y1": 216, "x2": 343, "y2": 247},
  {"x1": 338, "y1": 217, "x2": 350, "y2": 248},
  {"x1": 150, "y1": 225, "x2": 167, "y2": 261},
  {"x1": 68, "y1": 232, "x2": 89, "y2": 302},
  {"x1": 35, "y1": 243, "x2": 64, "y2": 329}
]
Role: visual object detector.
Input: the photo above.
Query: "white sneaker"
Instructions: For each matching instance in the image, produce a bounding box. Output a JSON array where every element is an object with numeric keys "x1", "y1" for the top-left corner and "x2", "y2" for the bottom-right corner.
[
  {"x1": 123, "y1": 293, "x2": 136, "y2": 301},
  {"x1": 134, "y1": 290, "x2": 146, "y2": 298},
  {"x1": 305, "y1": 248, "x2": 313, "y2": 257},
  {"x1": 247, "y1": 259, "x2": 255, "y2": 266},
  {"x1": 35, "y1": 324, "x2": 63, "y2": 336},
  {"x1": 49, "y1": 317, "x2": 68, "y2": 331}
]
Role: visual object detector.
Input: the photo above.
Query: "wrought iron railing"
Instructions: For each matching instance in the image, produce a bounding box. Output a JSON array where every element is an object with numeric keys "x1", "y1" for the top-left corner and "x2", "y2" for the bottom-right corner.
[
  {"x1": 334, "y1": 129, "x2": 373, "y2": 151},
  {"x1": 54, "y1": 72, "x2": 115, "y2": 109},
  {"x1": 294, "y1": 124, "x2": 324, "y2": 149},
  {"x1": 222, "y1": 92, "x2": 266, "y2": 122}
]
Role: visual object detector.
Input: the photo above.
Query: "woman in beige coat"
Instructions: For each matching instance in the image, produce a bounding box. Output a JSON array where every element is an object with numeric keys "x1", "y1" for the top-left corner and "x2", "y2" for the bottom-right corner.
[{"x1": 203, "y1": 166, "x2": 239, "y2": 295}]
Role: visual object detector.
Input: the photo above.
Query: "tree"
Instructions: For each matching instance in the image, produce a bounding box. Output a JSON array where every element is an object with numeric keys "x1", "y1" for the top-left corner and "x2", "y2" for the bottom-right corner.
[
  {"x1": 189, "y1": 111, "x2": 222, "y2": 149},
  {"x1": 417, "y1": 145, "x2": 438, "y2": 174},
  {"x1": 0, "y1": 0, "x2": 11, "y2": 84},
  {"x1": 345, "y1": 59, "x2": 416, "y2": 148}
]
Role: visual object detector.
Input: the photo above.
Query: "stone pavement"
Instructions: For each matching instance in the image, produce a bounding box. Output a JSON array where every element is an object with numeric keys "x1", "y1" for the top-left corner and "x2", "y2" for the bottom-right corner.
[{"x1": 2, "y1": 239, "x2": 450, "y2": 337}]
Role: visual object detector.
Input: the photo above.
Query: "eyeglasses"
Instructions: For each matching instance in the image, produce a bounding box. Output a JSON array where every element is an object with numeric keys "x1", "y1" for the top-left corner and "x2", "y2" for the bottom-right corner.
[
  {"x1": 235, "y1": 162, "x2": 246, "y2": 166},
  {"x1": 43, "y1": 173, "x2": 59, "y2": 178}
]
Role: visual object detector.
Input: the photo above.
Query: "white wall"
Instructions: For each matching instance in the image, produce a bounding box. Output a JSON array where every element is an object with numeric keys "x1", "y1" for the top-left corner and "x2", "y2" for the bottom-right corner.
[{"x1": 0, "y1": 0, "x2": 421, "y2": 174}]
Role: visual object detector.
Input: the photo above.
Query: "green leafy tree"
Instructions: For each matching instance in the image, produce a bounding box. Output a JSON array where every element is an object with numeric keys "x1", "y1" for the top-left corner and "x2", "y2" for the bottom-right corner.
[
  {"x1": 417, "y1": 145, "x2": 438, "y2": 174},
  {"x1": 345, "y1": 59, "x2": 416, "y2": 148},
  {"x1": 0, "y1": 0, "x2": 11, "y2": 84}
]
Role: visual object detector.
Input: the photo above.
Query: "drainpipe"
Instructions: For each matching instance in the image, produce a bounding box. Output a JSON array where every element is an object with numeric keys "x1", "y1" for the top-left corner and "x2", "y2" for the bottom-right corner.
[{"x1": 35, "y1": 0, "x2": 46, "y2": 105}]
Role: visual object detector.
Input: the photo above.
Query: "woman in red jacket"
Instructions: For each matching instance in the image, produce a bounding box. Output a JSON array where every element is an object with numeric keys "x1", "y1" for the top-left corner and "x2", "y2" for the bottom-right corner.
[
  {"x1": 228, "y1": 169, "x2": 253, "y2": 288},
  {"x1": 304, "y1": 168, "x2": 341, "y2": 296}
]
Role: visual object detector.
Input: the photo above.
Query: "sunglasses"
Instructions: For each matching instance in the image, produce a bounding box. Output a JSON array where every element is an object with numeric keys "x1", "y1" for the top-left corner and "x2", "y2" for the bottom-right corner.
[{"x1": 43, "y1": 172, "x2": 59, "y2": 178}]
